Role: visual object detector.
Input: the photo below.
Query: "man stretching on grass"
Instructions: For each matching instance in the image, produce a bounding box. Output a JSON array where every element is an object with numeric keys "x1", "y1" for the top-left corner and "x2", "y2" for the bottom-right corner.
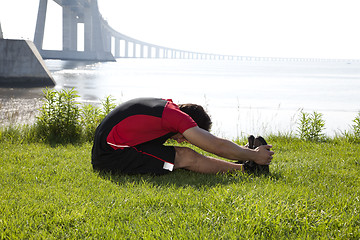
[{"x1": 91, "y1": 98, "x2": 274, "y2": 175}]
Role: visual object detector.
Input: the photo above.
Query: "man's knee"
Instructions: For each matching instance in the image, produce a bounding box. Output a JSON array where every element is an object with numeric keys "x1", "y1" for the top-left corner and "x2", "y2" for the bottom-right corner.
[{"x1": 173, "y1": 147, "x2": 199, "y2": 169}]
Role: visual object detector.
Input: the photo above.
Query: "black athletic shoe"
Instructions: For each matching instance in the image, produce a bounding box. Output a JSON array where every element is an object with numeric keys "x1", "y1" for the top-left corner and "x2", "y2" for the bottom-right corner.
[
  {"x1": 245, "y1": 135, "x2": 255, "y2": 149},
  {"x1": 254, "y1": 136, "x2": 267, "y2": 148},
  {"x1": 236, "y1": 135, "x2": 255, "y2": 165},
  {"x1": 235, "y1": 135, "x2": 259, "y2": 174},
  {"x1": 235, "y1": 135, "x2": 270, "y2": 175},
  {"x1": 242, "y1": 160, "x2": 257, "y2": 172},
  {"x1": 253, "y1": 136, "x2": 270, "y2": 174}
]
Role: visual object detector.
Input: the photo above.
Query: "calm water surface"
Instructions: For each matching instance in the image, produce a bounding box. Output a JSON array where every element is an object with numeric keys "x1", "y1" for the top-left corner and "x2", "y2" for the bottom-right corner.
[{"x1": 2, "y1": 58, "x2": 360, "y2": 139}]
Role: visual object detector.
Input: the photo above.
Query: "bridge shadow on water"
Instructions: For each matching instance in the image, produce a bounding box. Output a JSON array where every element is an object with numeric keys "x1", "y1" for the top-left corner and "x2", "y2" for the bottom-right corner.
[{"x1": 96, "y1": 168, "x2": 282, "y2": 189}]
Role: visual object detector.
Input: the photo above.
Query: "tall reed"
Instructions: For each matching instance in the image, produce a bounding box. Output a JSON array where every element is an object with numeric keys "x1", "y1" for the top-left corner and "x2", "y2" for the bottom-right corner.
[
  {"x1": 296, "y1": 109, "x2": 325, "y2": 141},
  {"x1": 36, "y1": 88, "x2": 81, "y2": 143}
]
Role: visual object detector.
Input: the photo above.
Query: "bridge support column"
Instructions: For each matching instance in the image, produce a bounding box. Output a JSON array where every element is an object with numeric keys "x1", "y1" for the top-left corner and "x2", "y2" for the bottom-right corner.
[
  {"x1": 140, "y1": 44, "x2": 144, "y2": 58},
  {"x1": 84, "y1": 7, "x2": 93, "y2": 51},
  {"x1": 156, "y1": 48, "x2": 160, "y2": 58},
  {"x1": 148, "y1": 46, "x2": 152, "y2": 58},
  {"x1": 63, "y1": 5, "x2": 78, "y2": 51},
  {"x1": 34, "y1": 0, "x2": 48, "y2": 50},
  {"x1": 115, "y1": 38, "x2": 120, "y2": 58},
  {"x1": 124, "y1": 40, "x2": 128, "y2": 57},
  {"x1": 89, "y1": 0, "x2": 106, "y2": 54},
  {"x1": 103, "y1": 33, "x2": 111, "y2": 53}
]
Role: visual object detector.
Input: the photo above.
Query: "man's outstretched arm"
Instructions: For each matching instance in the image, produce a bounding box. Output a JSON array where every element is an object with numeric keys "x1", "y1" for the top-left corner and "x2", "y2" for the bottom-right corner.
[{"x1": 182, "y1": 126, "x2": 274, "y2": 165}]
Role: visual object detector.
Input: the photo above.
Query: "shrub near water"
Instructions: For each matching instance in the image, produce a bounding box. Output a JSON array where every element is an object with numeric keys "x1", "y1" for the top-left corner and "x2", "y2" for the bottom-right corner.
[
  {"x1": 79, "y1": 103, "x2": 101, "y2": 142},
  {"x1": 297, "y1": 109, "x2": 325, "y2": 142},
  {"x1": 35, "y1": 89, "x2": 117, "y2": 144},
  {"x1": 36, "y1": 88, "x2": 82, "y2": 143},
  {"x1": 79, "y1": 95, "x2": 117, "y2": 142}
]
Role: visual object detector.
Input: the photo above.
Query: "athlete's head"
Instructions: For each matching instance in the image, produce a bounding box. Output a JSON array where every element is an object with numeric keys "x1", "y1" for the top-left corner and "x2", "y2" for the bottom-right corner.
[{"x1": 178, "y1": 104, "x2": 212, "y2": 132}]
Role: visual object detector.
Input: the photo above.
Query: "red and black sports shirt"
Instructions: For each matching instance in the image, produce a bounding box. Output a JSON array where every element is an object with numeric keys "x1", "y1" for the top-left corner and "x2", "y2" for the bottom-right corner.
[{"x1": 97, "y1": 98, "x2": 197, "y2": 150}]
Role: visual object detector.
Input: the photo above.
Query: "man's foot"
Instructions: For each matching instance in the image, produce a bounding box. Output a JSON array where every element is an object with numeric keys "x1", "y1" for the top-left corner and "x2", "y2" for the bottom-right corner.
[
  {"x1": 236, "y1": 135, "x2": 255, "y2": 164},
  {"x1": 236, "y1": 135, "x2": 270, "y2": 175},
  {"x1": 253, "y1": 136, "x2": 270, "y2": 174},
  {"x1": 245, "y1": 135, "x2": 255, "y2": 149}
]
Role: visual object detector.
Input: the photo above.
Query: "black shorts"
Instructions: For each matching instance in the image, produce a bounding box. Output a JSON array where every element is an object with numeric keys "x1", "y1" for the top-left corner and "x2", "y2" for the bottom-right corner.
[{"x1": 92, "y1": 135, "x2": 176, "y2": 175}]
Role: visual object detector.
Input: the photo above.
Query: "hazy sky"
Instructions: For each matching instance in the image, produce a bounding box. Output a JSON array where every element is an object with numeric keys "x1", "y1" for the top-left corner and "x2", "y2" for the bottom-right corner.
[{"x1": 1, "y1": 0, "x2": 359, "y2": 59}]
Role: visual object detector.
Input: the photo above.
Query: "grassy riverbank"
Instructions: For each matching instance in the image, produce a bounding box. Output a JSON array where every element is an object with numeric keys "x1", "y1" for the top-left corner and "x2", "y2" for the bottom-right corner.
[
  {"x1": 1, "y1": 89, "x2": 359, "y2": 238},
  {"x1": 1, "y1": 137, "x2": 359, "y2": 239}
]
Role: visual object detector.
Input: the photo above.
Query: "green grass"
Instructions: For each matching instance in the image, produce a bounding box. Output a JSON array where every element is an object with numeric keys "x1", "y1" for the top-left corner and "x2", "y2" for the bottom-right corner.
[{"x1": 1, "y1": 138, "x2": 359, "y2": 239}]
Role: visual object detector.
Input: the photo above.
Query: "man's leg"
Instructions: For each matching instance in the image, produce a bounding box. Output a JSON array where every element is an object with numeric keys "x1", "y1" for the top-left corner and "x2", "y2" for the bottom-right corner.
[{"x1": 173, "y1": 147, "x2": 244, "y2": 174}]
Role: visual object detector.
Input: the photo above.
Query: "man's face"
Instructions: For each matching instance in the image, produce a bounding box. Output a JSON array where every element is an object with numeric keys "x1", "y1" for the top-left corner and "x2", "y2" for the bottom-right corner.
[{"x1": 171, "y1": 133, "x2": 187, "y2": 143}]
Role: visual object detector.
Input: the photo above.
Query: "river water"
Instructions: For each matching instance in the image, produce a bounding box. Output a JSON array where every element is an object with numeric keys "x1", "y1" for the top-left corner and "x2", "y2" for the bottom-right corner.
[{"x1": 1, "y1": 58, "x2": 360, "y2": 139}]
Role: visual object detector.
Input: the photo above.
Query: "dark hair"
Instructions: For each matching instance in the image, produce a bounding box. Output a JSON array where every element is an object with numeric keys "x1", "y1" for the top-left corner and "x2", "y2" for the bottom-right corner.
[{"x1": 178, "y1": 104, "x2": 212, "y2": 131}]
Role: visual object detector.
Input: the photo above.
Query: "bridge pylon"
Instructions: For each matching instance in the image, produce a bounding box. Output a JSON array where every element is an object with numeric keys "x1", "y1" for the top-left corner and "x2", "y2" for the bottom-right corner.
[
  {"x1": 34, "y1": 0, "x2": 115, "y2": 62},
  {"x1": 0, "y1": 22, "x2": 3, "y2": 39}
]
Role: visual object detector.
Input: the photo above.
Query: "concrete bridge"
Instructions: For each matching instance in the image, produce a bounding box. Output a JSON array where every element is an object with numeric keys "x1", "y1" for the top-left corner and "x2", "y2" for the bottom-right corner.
[
  {"x1": 34, "y1": 0, "x2": 241, "y2": 62},
  {"x1": 33, "y1": 0, "x2": 359, "y2": 63}
]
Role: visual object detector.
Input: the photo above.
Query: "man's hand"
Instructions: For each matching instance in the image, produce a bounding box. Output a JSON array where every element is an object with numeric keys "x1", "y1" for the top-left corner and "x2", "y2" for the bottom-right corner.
[{"x1": 253, "y1": 145, "x2": 274, "y2": 165}]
